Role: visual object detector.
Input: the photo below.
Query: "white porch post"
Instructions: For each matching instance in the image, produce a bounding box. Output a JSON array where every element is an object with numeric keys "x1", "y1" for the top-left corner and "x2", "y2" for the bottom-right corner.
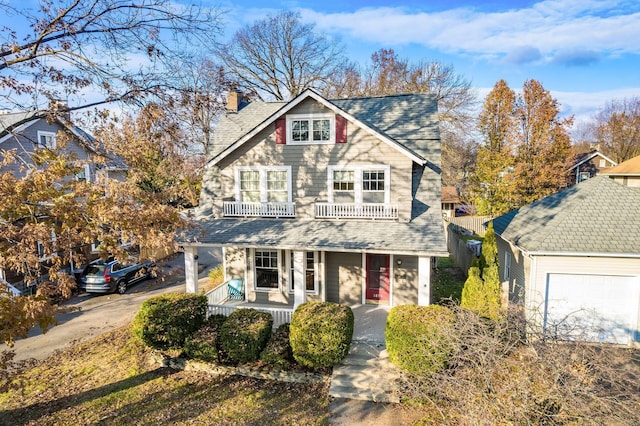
[
  {"x1": 293, "y1": 250, "x2": 306, "y2": 309},
  {"x1": 418, "y1": 256, "x2": 431, "y2": 306},
  {"x1": 184, "y1": 246, "x2": 199, "y2": 294}
]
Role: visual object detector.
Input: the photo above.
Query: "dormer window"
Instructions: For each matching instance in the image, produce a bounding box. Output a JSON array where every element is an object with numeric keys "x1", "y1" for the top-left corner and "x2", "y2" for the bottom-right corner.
[{"x1": 286, "y1": 114, "x2": 335, "y2": 144}]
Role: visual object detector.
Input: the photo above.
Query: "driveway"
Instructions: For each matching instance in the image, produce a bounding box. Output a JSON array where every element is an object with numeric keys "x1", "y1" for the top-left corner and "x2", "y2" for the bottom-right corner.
[{"x1": 2, "y1": 249, "x2": 220, "y2": 363}]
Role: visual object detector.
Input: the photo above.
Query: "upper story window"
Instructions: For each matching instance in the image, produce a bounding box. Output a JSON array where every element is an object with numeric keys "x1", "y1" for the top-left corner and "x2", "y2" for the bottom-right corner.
[
  {"x1": 235, "y1": 166, "x2": 292, "y2": 203},
  {"x1": 37, "y1": 131, "x2": 56, "y2": 149},
  {"x1": 286, "y1": 114, "x2": 335, "y2": 144},
  {"x1": 75, "y1": 164, "x2": 91, "y2": 183},
  {"x1": 599, "y1": 159, "x2": 606, "y2": 168},
  {"x1": 328, "y1": 165, "x2": 391, "y2": 204}
]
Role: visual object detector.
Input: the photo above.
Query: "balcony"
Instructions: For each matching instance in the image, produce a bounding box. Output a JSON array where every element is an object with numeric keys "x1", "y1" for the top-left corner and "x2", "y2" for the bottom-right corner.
[
  {"x1": 223, "y1": 201, "x2": 296, "y2": 218},
  {"x1": 315, "y1": 203, "x2": 398, "y2": 219}
]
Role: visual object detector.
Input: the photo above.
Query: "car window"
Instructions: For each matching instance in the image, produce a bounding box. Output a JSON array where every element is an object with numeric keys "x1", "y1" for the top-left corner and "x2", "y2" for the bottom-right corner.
[
  {"x1": 85, "y1": 265, "x2": 106, "y2": 275},
  {"x1": 111, "y1": 262, "x2": 124, "y2": 272}
]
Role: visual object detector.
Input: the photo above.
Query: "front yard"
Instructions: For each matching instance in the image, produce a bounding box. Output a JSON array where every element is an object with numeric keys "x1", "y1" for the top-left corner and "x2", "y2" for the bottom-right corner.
[{"x1": 0, "y1": 326, "x2": 329, "y2": 425}]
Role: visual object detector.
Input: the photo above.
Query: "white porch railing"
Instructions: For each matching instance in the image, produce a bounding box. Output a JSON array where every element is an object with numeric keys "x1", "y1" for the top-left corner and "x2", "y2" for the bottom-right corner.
[
  {"x1": 205, "y1": 281, "x2": 229, "y2": 305},
  {"x1": 207, "y1": 304, "x2": 294, "y2": 329},
  {"x1": 315, "y1": 202, "x2": 399, "y2": 219},
  {"x1": 223, "y1": 202, "x2": 295, "y2": 218}
]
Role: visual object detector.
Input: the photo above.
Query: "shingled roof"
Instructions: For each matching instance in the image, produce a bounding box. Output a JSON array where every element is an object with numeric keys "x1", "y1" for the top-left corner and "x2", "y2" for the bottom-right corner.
[
  {"x1": 492, "y1": 176, "x2": 640, "y2": 255},
  {"x1": 601, "y1": 154, "x2": 640, "y2": 176},
  {"x1": 207, "y1": 90, "x2": 440, "y2": 166}
]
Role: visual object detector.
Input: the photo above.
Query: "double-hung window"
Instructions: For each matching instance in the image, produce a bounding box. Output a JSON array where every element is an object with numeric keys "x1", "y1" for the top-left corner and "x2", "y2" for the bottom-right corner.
[
  {"x1": 287, "y1": 114, "x2": 335, "y2": 144},
  {"x1": 255, "y1": 250, "x2": 279, "y2": 290},
  {"x1": 37, "y1": 131, "x2": 56, "y2": 149},
  {"x1": 236, "y1": 166, "x2": 292, "y2": 203},
  {"x1": 328, "y1": 165, "x2": 390, "y2": 204}
]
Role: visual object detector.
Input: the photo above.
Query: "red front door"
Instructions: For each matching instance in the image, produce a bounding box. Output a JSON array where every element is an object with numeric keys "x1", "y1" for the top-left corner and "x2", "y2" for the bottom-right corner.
[{"x1": 366, "y1": 254, "x2": 390, "y2": 303}]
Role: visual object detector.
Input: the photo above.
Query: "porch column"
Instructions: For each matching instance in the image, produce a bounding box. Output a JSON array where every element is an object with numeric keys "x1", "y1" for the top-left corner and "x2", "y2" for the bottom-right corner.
[
  {"x1": 184, "y1": 246, "x2": 199, "y2": 294},
  {"x1": 418, "y1": 256, "x2": 431, "y2": 306},
  {"x1": 293, "y1": 250, "x2": 306, "y2": 309}
]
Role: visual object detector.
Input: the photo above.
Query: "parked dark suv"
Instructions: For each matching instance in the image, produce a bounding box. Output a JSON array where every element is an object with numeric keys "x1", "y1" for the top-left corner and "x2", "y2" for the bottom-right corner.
[{"x1": 79, "y1": 258, "x2": 154, "y2": 294}]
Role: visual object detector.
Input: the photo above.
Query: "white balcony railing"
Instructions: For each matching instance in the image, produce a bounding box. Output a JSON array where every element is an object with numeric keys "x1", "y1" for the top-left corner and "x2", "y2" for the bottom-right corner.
[
  {"x1": 223, "y1": 201, "x2": 295, "y2": 218},
  {"x1": 315, "y1": 203, "x2": 399, "y2": 219}
]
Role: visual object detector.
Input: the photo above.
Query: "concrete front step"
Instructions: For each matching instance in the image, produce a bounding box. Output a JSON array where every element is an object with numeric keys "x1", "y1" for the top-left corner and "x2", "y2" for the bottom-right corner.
[{"x1": 329, "y1": 342, "x2": 401, "y2": 404}]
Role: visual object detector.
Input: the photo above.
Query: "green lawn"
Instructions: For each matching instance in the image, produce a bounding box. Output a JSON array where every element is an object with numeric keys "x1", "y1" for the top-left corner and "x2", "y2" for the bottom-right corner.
[{"x1": 0, "y1": 326, "x2": 329, "y2": 426}]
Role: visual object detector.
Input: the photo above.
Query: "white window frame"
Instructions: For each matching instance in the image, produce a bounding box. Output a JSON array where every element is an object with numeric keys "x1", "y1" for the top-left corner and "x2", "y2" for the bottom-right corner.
[
  {"x1": 75, "y1": 164, "x2": 91, "y2": 182},
  {"x1": 503, "y1": 251, "x2": 512, "y2": 281},
  {"x1": 327, "y1": 165, "x2": 391, "y2": 204},
  {"x1": 287, "y1": 251, "x2": 319, "y2": 294},
  {"x1": 235, "y1": 166, "x2": 292, "y2": 203},
  {"x1": 37, "y1": 131, "x2": 57, "y2": 149},
  {"x1": 253, "y1": 249, "x2": 281, "y2": 292},
  {"x1": 37, "y1": 229, "x2": 57, "y2": 261},
  {"x1": 599, "y1": 159, "x2": 606, "y2": 168},
  {"x1": 286, "y1": 113, "x2": 335, "y2": 145}
]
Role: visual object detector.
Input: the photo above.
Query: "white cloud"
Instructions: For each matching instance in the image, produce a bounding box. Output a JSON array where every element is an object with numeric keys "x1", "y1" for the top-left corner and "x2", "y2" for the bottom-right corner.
[{"x1": 299, "y1": 1, "x2": 640, "y2": 61}]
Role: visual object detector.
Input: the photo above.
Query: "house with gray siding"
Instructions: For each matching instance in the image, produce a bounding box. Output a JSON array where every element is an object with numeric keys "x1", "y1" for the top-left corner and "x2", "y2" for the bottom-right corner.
[
  {"x1": 180, "y1": 89, "x2": 448, "y2": 319},
  {"x1": 493, "y1": 176, "x2": 640, "y2": 346},
  {"x1": 0, "y1": 110, "x2": 126, "y2": 288}
]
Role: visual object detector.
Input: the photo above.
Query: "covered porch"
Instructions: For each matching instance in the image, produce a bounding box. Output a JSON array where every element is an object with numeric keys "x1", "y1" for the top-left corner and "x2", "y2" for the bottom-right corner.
[{"x1": 204, "y1": 278, "x2": 389, "y2": 341}]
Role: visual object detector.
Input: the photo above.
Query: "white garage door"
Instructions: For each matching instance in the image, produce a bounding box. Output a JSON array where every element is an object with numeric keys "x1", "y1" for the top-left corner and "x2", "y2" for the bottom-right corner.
[{"x1": 545, "y1": 274, "x2": 638, "y2": 344}]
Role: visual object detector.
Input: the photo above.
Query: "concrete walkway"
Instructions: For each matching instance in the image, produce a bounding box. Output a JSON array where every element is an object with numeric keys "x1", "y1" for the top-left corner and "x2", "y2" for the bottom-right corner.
[{"x1": 328, "y1": 305, "x2": 401, "y2": 404}]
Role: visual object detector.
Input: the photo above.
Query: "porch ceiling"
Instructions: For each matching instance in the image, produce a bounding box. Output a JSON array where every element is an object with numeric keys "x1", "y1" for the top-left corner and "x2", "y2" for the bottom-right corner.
[{"x1": 178, "y1": 215, "x2": 448, "y2": 257}]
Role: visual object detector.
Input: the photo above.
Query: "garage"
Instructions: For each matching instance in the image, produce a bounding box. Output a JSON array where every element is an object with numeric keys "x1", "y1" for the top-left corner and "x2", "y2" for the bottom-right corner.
[{"x1": 544, "y1": 273, "x2": 639, "y2": 344}]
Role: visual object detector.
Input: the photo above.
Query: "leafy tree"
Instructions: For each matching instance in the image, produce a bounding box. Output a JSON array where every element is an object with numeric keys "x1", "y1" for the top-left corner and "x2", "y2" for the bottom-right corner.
[
  {"x1": 215, "y1": 10, "x2": 347, "y2": 101},
  {"x1": 471, "y1": 79, "x2": 572, "y2": 215},
  {"x1": 471, "y1": 80, "x2": 516, "y2": 216},
  {"x1": 511, "y1": 79, "x2": 572, "y2": 206}
]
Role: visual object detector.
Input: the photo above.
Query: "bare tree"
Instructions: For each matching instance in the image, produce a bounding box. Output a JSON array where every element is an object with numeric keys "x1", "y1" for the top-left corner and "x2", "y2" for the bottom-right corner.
[
  {"x1": 215, "y1": 10, "x2": 347, "y2": 101},
  {"x1": 592, "y1": 97, "x2": 640, "y2": 163},
  {"x1": 0, "y1": 0, "x2": 223, "y2": 128}
]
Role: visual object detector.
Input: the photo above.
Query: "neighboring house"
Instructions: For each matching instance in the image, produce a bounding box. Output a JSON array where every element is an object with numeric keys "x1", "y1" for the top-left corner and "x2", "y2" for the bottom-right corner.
[
  {"x1": 492, "y1": 176, "x2": 640, "y2": 345},
  {"x1": 567, "y1": 149, "x2": 617, "y2": 185},
  {"x1": 441, "y1": 186, "x2": 462, "y2": 218},
  {"x1": 0, "y1": 110, "x2": 126, "y2": 289},
  {"x1": 600, "y1": 154, "x2": 640, "y2": 188},
  {"x1": 180, "y1": 89, "x2": 448, "y2": 318}
]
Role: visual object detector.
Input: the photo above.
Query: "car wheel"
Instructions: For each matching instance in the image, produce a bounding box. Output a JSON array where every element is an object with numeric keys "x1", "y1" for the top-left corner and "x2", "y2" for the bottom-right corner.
[{"x1": 116, "y1": 280, "x2": 128, "y2": 294}]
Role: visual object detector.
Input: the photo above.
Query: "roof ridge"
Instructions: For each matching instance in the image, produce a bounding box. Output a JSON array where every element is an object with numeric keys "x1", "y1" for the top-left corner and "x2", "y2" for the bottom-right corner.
[{"x1": 330, "y1": 93, "x2": 431, "y2": 102}]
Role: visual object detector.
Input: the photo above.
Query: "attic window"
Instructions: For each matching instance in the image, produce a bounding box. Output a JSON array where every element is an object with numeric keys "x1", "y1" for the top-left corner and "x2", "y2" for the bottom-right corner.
[
  {"x1": 37, "y1": 131, "x2": 56, "y2": 149},
  {"x1": 286, "y1": 114, "x2": 335, "y2": 144}
]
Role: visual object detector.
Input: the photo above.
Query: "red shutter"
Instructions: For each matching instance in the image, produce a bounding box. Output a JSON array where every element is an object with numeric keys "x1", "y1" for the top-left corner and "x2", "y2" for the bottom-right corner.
[
  {"x1": 336, "y1": 115, "x2": 347, "y2": 143},
  {"x1": 275, "y1": 117, "x2": 286, "y2": 144}
]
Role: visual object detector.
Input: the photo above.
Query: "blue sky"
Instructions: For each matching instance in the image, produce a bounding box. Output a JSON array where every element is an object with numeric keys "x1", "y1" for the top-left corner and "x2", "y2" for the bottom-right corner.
[
  {"x1": 3, "y1": 1, "x2": 639, "y2": 128},
  {"x1": 217, "y1": 0, "x2": 640, "y2": 127}
]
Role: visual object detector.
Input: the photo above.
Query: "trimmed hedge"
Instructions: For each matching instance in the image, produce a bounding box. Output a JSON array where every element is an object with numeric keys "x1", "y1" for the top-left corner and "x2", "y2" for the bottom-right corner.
[
  {"x1": 184, "y1": 314, "x2": 227, "y2": 363},
  {"x1": 385, "y1": 304, "x2": 456, "y2": 374},
  {"x1": 220, "y1": 309, "x2": 273, "y2": 363},
  {"x1": 290, "y1": 302, "x2": 354, "y2": 369},
  {"x1": 260, "y1": 323, "x2": 294, "y2": 369},
  {"x1": 132, "y1": 293, "x2": 207, "y2": 350}
]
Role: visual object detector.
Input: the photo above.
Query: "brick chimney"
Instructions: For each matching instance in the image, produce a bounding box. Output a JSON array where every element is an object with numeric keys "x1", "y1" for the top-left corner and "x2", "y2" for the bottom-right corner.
[{"x1": 227, "y1": 90, "x2": 241, "y2": 113}]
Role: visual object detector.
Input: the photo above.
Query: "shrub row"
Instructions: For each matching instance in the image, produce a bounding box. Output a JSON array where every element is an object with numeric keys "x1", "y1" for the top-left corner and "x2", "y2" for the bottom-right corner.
[{"x1": 133, "y1": 296, "x2": 354, "y2": 370}]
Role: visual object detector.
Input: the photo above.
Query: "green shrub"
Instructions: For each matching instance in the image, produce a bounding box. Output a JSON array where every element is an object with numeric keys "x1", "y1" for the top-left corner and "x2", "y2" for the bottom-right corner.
[
  {"x1": 385, "y1": 304, "x2": 456, "y2": 374},
  {"x1": 132, "y1": 293, "x2": 207, "y2": 350},
  {"x1": 290, "y1": 302, "x2": 354, "y2": 369},
  {"x1": 208, "y1": 265, "x2": 224, "y2": 286},
  {"x1": 184, "y1": 314, "x2": 227, "y2": 362},
  {"x1": 260, "y1": 323, "x2": 294, "y2": 369},
  {"x1": 220, "y1": 309, "x2": 273, "y2": 363}
]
